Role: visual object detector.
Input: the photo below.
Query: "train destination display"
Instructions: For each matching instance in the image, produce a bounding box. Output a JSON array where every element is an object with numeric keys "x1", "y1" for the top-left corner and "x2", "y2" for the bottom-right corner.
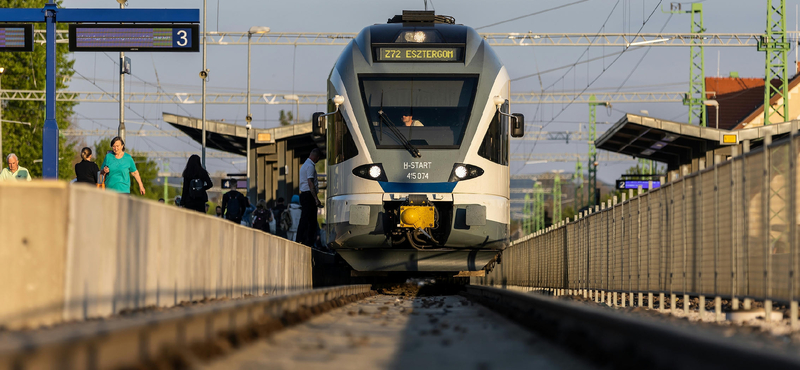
[
  {"x1": 69, "y1": 24, "x2": 199, "y2": 52},
  {"x1": 376, "y1": 47, "x2": 462, "y2": 62},
  {"x1": 0, "y1": 25, "x2": 34, "y2": 52}
]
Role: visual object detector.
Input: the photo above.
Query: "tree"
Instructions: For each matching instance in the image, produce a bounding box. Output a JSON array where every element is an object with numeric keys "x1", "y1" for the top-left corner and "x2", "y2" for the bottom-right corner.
[
  {"x1": 93, "y1": 137, "x2": 164, "y2": 200},
  {"x1": 0, "y1": 0, "x2": 77, "y2": 179},
  {"x1": 279, "y1": 110, "x2": 293, "y2": 126}
]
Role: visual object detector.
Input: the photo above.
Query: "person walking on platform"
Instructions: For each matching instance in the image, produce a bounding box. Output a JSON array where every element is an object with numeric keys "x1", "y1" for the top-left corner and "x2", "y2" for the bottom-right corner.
[
  {"x1": 180, "y1": 154, "x2": 213, "y2": 213},
  {"x1": 251, "y1": 199, "x2": 274, "y2": 234},
  {"x1": 242, "y1": 198, "x2": 256, "y2": 226},
  {"x1": 272, "y1": 197, "x2": 288, "y2": 238},
  {"x1": 0, "y1": 153, "x2": 31, "y2": 181},
  {"x1": 296, "y1": 148, "x2": 322, "y2": 246},
  {"x1": 287, "y1": 194, "x2": 302, "y2": 242},
  {"x1": 74, "y1": 147, "x2": 100, "y2": 185},
  {"x1": 222, "y1": 181, "x2": 246, "y2": 223},
  {"x1": 100, "y1": 137, "x2": 145, "y2": 195}
]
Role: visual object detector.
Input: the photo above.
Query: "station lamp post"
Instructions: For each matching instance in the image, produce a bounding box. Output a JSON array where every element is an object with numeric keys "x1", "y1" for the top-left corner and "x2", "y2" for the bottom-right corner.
[
  {"x1": 703, "y1": 100, "x2": 719, "y2": 129},
  {"x1": 246, "y1": 26, "x2": 270, "y2": 202},
  {"x1": 0, "y1": 66, "x2": 4, "y2": 162},
  {"x1": 284, "y1": 94, "x2": 300, "y2": 124}
]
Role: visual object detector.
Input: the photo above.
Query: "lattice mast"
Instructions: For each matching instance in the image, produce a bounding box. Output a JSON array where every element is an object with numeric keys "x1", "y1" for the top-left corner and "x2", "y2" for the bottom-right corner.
[
  {"x1": 664, "y1": 3, "x2": 707, "y2": 126},
  {"x1": 760, "y1": 0, "x2": 789, "y2": 125},
  {"x1": 587, "y1": 94, "x2": 601, "y2": 207},
  {"x1": 523, "y1": 193, "x2": 532, "y2": 235},
  {"x1": 533, "y1": 182, "x2": 545, "y2": 232},
  {"x1": 574, "y1": 160, "x2": 584, "y2": 211},
  {"x1": 553, "y1": 173, "x2": 562, "y2": 224}
]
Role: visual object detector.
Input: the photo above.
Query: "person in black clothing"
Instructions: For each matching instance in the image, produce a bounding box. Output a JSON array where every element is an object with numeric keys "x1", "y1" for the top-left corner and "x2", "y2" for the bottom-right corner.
[
  {"x1": 74, "y1": 147, "x2": 100, "y2": 185},
  {"x1": 180, "y1": 154, "x2": 213, "y2": 213},
  {"x1": 251, "y1": 199, "x2": 273, "y2": 233},
  {"x1": 222, "y1": 181, "x2": 246, "y2": 223},
  {"x1": 272, "y1": 197, "x2": 288, "y2": 238}
]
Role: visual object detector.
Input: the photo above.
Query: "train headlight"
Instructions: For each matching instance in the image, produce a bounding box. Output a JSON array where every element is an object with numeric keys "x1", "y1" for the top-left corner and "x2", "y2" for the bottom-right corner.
[
  {"x1": 369, "y1": 165, "x2": 382, "y2": 179},
  {"x1": 448, "y1": 163, "x2": 484, "y2": 182},
  {"x1": 403, "y1": 31, "x2": 426, "y2": 43},
  {"x1": 353, "y1": 163, "x2": 388, "y2": 182},
  {"x1": 454, "y1": 165, "x2": 467, "y2": 179}
]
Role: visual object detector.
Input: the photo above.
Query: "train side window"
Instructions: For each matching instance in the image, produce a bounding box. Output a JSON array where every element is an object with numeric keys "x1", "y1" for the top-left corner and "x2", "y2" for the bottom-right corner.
[
  {"x1": 477, "y1": 100, "x2": 509, "y2": 166},
  {"x1": 327, "y1": 107, "x2": 359, "y2": 165}
]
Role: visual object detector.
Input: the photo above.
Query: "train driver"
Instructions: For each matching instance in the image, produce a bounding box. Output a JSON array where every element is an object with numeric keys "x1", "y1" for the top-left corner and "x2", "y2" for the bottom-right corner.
[{"x1": 402, "y1": 113, "x2": 424, "y2": 127}]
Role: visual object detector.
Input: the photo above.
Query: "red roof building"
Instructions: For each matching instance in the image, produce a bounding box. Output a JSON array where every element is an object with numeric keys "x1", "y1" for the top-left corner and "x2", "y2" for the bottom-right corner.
[{"x1": 705, "y1": 69, "x2": 800, "y2": 130}]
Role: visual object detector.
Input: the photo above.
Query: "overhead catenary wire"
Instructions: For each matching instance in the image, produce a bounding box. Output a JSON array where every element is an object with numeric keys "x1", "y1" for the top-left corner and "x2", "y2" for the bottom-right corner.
[
  {"x1": 516, "y1": 0, "x2": 664, "y2": 173},
  {"x1": 475, "y1": 0, "x2": 589, "y2": 30},
  {"x1": 614, "y1": 13, "x2": 673, "y2": 92},
  {"x1": 513, "y1": 0, "x2": 622, "y2": 174}
]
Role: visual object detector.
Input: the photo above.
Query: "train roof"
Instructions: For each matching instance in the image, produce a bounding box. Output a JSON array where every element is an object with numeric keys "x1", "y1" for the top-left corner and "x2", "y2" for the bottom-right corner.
[{"x1": 366, "y1": 10, "x2": 471, "y2": 45}]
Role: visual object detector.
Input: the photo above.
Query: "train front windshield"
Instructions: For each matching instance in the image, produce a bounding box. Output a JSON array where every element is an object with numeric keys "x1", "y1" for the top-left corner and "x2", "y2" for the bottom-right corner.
[{"x1": 360, "y1": 76, "x2": 478, "y2": 149}]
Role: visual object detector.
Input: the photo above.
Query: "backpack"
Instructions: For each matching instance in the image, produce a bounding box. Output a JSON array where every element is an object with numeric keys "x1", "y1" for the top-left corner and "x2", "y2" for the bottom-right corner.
[
  {"x1": 252, "y1": 210, "x2": 270, "y2": 232},
  {"x1": 188, "y1": 178, "x2": 205, "y2": 199},
  {"x1": 225, "y1": 193, "x2": 242, "y2": 220},
  {"x1": 280, "y1": 209, "x2": 293, "y2": 231}
]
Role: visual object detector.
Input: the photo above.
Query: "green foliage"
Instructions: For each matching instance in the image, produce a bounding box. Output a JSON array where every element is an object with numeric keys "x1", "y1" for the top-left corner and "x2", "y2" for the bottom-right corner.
[
  {"x1": 0, "y1": 0, "x2": 77, "y2": 179},
  {"x1": 279, "y1": 110, "x2": 293, "y2": 126},
  {"x1": 92, "y1": 137, "x2": 163, "y2": 200}
]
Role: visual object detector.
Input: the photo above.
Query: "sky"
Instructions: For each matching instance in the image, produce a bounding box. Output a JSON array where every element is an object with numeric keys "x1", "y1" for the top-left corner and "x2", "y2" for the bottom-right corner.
[{"x1": 57, "y1": 0, "x2": 800, "y2": 183}]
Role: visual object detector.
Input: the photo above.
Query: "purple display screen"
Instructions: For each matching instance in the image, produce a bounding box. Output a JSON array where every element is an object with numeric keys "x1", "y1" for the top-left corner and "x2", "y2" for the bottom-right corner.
[
  {"x1": 69, "y1": 24, "x2": 198, "y2": 52},
  {"x1": 0, "y1": 25, "x2": 33, "y2": 52}
]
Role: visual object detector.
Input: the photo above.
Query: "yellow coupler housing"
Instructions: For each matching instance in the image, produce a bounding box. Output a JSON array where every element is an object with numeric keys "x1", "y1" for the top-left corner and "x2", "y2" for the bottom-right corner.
[{"x1": 399, "y1": 205, "x2": 435, "y2": 229}]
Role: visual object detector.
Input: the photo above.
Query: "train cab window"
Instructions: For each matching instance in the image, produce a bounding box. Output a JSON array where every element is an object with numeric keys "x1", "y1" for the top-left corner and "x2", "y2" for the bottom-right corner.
[
  {"x1": 477, "y1": 100, "x2": 509, "y2": 166},
  {"x1": 327, "y1": 105, "x2": 359, "y2": 166},
  {"x1": 359, "y1": 76, "x2": 478, "y2": 149}
]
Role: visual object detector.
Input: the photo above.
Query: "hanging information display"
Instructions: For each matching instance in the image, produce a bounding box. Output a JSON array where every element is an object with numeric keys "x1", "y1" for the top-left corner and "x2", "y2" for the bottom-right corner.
[
  {"x1": 0, "y1": 24, "x2": 34, "y2": 52},
  {"x1": 69, "y1": 24, "x2": 199, "y2": 52}
]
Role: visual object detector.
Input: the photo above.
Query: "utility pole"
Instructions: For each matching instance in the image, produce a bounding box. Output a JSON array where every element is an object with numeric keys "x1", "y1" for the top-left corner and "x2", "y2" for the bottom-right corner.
[
  {"x1": 201, "y1": 0, "x2": 207, "y2": 167},
  {"x1": 760, "y1": 0, "x2": 789, "y2": 125},
  {"x1": 118, "y1": 0, "x2": 125, "y2": 142},
  {"x1": 0, "y1": 67, "x2": 4, "y2": 163}
]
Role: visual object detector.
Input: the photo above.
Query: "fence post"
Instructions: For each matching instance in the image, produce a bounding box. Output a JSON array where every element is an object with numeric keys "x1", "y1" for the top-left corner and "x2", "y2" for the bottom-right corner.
[
  {"x1": 791, "y1": 122, "x2": 798, "y2": 330},
  {"x1": 764, "y1": 133, "x2": 773, "y2": 323},
  {"x1": 732, "y1": 145, "x2": 740, "y2": 311},
  {"x1": 682, "y1": 168, "x2": 689, "y2": 314},
  {"x1": 714, "y1": 154, "x2": 722, "y2": 321}
]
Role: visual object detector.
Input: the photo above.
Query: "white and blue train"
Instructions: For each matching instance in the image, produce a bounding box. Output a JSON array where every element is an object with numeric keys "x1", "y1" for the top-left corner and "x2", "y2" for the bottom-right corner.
[{"x1": 312, "y1": 11, "x2": 524, "y2": 273}]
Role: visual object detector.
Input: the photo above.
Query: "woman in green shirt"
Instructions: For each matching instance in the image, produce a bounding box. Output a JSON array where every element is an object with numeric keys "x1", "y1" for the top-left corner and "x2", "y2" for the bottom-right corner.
[{"x1": 100, "y1": 137, "x2": 146, "y2": 195}]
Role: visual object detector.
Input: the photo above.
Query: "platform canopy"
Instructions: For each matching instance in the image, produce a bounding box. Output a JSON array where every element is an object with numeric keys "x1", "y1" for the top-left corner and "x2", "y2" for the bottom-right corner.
[
  {"x1": 596, "y1": 113, "x2": 797, "y2": 170},
  {"x1": 162, "y1": 112, "x2": 324, "y2": 156}
]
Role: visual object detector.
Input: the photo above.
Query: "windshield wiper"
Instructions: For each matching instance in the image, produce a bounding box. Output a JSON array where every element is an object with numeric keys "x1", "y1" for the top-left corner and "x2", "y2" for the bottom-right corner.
[
  {"x1": 378, "y1": 91, "x2": 420, "y2": 158},
  {"x1": 378, "y1": 110, "x2": 421, "y2": 158}
]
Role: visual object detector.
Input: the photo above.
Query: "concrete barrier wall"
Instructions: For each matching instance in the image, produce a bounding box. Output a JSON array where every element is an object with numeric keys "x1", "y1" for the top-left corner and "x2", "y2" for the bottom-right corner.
[{"x1": 0, "y1": 181, "x2": 312, "y2": 329}]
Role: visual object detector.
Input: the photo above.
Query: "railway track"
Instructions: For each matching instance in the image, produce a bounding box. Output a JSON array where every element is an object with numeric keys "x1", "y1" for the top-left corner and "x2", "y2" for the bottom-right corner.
[{"x1": 3, "y1": 283, "x2": 800, "y2": 369}]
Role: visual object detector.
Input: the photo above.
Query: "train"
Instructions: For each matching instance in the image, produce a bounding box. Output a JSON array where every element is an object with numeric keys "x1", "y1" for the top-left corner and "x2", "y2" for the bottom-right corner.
[{"x1": 312, "y1": 10, "x2": 524, "y2": 274}]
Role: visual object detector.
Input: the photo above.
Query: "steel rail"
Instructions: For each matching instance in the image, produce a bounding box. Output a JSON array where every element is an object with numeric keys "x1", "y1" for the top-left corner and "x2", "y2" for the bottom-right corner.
[
  {"x1": 35, "y1": 30, "x2": 800, "y2": 47},
  {"x1": 0, "y1": 285, "x2": 373, "y2": 370},
  {"x1": 464, "y1": 285, "x2": 800, "y2": 369}
]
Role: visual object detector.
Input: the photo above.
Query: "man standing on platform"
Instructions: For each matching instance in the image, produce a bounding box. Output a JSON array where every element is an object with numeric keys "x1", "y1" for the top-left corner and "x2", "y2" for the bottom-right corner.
[
  {"x1": 0, "y1": 153, "x2": 31, "y2": 181},
  {"x1": 296, "y1": 148, "x2": 322, "y2": 246},
  {"x1": 222, "y1": 181, "x2": 246, "y2": 224}
]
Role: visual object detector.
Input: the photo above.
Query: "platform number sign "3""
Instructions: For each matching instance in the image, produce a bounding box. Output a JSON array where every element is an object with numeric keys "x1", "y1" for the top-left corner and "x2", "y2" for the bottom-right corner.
[{"x1": 173, "y1": 28, "x2": 191, "y2": 48}]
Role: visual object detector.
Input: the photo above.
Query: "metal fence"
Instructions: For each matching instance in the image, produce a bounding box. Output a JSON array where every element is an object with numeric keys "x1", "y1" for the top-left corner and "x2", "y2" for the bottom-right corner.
[{"x1": 476, "y1": 130, "x2": 800, "y2": 308}]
